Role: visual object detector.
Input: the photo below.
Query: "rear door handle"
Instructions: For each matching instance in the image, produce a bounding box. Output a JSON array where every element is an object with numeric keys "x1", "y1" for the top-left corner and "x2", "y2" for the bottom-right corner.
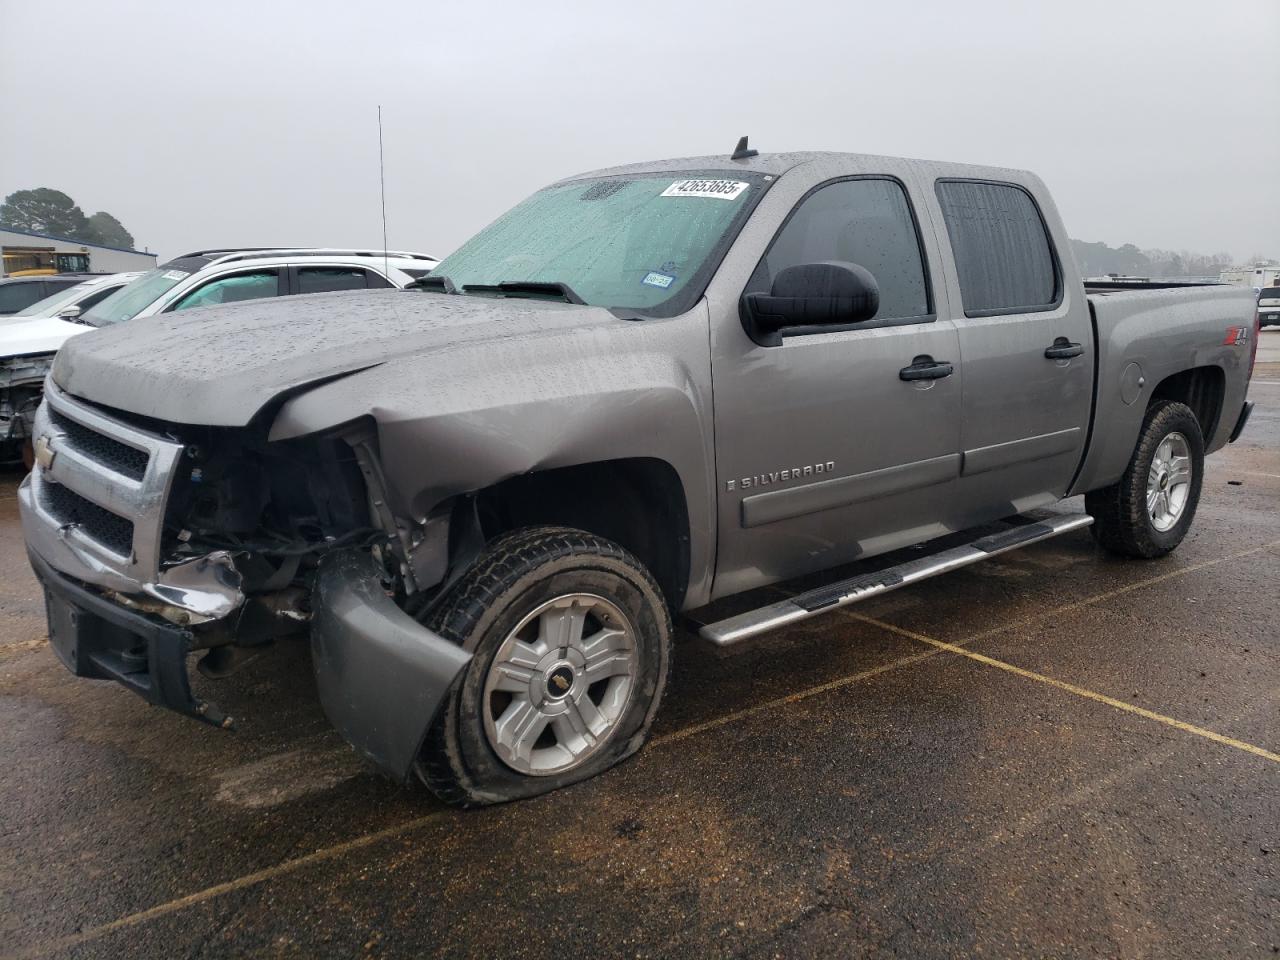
[
  {"x1": 1044, "y1": 337, "x2": 1085, "y2": 360},
  {"x1": 899, "y1": 356, "x2": 954, "y2": 381}
]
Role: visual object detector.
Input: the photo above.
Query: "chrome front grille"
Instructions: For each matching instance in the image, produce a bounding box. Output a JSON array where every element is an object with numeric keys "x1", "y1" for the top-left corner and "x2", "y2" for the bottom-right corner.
[
  {"x1": 47, "y1": 407, "x2": 150, "y2": 482},
  {"x1": 20, "y1": 381, "x2": 186, "y2": 593},
  {"x1": 39, "y1": 481, "x2": 136, "y2": 556}
]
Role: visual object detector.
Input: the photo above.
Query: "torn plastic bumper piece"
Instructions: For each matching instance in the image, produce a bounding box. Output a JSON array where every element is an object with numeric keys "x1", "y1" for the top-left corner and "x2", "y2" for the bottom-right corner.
[
  {"x1": 28, "y1": 547, "x2": 232, "y2": 728},
  {"x1": 311, "y1": 548, "x2": 472, "y2": 782}
]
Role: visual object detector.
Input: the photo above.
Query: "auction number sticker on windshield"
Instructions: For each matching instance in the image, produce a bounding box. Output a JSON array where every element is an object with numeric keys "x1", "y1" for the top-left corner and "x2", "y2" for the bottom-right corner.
[
  {"x1": 660, "y1": 179, "x2": 749, "y2": 200},
  {"x1": 162, "y1": 270, "x2": 190, "y2": 281}
]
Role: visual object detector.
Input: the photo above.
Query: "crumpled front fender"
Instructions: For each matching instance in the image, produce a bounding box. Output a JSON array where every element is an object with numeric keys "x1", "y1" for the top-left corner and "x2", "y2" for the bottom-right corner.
[{"x1": 312, "y1": 548, "x2": 472, "y2": 781}]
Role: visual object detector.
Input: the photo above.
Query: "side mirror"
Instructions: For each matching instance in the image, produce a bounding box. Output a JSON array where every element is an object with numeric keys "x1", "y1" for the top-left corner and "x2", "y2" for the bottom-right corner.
[
  {"x1": 57, "y1": 305, "x2": 82, "y2": 321},
  {"x1": 742, "y1": 261, "x2": 880, "y2": 346}
]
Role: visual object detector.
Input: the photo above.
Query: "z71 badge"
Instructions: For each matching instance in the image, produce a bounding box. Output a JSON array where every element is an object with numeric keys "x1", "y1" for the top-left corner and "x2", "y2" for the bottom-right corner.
[{"x1": 727, "y1": 461, "x2": 835, "y2": 491}]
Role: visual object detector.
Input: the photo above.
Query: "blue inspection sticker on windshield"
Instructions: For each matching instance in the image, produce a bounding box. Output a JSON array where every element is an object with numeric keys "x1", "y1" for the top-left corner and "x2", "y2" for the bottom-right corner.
[{"x1": 642, "y1": 271, "x2": 675, "y2": 289}]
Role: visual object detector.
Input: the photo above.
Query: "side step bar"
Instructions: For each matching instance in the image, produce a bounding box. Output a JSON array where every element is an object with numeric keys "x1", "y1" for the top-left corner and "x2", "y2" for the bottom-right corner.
[{"x1": 699, "y1": 514, "x2": 1094, "y2": 647}]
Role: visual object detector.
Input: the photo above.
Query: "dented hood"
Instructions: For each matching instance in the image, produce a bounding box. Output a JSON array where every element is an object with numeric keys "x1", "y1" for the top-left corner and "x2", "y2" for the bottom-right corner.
[{"x1": 51, "y1": 290, "x2": 617, "y2": 426}]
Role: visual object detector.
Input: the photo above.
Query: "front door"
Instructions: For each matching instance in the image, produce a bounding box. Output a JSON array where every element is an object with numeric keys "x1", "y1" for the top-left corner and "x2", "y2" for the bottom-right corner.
[
  {"x1": 710, "y1": 176, "x2": 964, "y2": 599},
  {"x1": 930, "y1": 179, "x2": 1093, "y2": 520}
]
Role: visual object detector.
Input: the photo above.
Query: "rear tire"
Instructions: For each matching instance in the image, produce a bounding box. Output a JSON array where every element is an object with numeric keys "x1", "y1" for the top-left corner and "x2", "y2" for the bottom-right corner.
[
  {"x1": 415, "y1": 526, "x2": 672, "y2": 807},
  {"x1": 1086, "y1": 400, "x2": 1204, "y2": 558}
]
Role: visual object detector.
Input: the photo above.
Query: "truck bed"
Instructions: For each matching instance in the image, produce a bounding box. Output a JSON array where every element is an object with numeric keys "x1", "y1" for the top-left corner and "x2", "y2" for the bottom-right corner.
[{"x1": 1068, "y1": 281, "x2": 1256, "y2": 497}]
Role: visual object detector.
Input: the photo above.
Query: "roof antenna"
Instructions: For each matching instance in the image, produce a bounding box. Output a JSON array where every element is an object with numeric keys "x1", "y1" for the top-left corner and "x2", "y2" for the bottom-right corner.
[
  {"x1": 730, "y1": 135, "x2": 758, "y2": 160},
  {"x1": 378, "y1": 105, "x2": 389, "y2": 281}
]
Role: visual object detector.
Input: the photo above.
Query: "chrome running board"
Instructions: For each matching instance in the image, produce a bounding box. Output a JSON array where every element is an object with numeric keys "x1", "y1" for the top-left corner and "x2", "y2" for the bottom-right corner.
[{"x1": 699, "y1": 514, "x2": 1094, "y2": 647}]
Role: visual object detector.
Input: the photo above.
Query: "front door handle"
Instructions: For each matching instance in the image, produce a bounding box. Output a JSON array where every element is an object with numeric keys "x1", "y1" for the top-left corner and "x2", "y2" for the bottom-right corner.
[
  {"x1": 899, "y1": 355, "x2": 955, "y2": 381},
  {"x1": 1045, "y1": 337, "x2": 1085, "y2": 360}
]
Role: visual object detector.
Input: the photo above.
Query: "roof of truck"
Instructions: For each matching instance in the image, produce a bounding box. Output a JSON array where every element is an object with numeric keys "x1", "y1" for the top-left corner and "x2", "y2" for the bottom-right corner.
[{"x1": 557, "y1": 150, "x2": 1038, "y2": 186}]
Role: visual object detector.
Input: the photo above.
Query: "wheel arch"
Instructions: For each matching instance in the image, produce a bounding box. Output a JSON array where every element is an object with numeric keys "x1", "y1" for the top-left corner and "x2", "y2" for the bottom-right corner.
[
  {"x1": 466, "y1": 457, "x2": 693, "y2": 611},
  {"x1": 1148, "y1": 365, "x2": 1225, "y2": 443}
]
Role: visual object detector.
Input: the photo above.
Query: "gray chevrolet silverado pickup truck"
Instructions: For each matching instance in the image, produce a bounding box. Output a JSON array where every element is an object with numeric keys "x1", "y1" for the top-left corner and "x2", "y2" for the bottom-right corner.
[{"x1": 19, "y1": 148, "x2": 1258, "y2": 805}]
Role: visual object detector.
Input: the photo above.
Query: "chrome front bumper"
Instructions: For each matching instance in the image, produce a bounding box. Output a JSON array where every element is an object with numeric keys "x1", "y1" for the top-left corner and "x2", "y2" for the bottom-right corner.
[{"x1": 18, "y1": 380, "x2": 243, "y2": 623}]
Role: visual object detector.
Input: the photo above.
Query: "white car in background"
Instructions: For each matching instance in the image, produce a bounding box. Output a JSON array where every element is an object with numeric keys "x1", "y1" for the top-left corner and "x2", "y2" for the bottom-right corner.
[
  {"x1": 7, "y1": 271, "x2": 143, "y2": 324},
  {"x1": 80, "y1": 247, "x2": 437, "y2": 327},
  {"x1": 1, "y1": 272, "x2": 142, "y2": 465},
  {"x1": 2, "y1": 248, "x2": 436, "y2": 465},
  {"x1": 1259, "y1": 285, "x2": 1280, "y2": 329}
]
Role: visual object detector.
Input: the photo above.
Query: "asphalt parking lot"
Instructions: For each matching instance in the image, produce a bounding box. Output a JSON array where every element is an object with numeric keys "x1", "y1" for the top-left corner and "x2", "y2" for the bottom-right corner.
[{"x1": 2, "y1": 339, "x2": 1278, "y2": 959}]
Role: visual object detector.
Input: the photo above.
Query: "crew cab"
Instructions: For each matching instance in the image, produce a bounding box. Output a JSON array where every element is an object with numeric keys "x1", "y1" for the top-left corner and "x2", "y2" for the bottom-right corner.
[{"x1": 19, "y1": 147, "x2": 1257, "y2": 806}]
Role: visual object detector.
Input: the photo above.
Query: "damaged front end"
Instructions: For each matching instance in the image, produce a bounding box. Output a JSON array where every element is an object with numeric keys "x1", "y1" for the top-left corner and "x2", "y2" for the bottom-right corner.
[
  {"x1": 19, "y1": 381, "x2": 470, "y2": 780},
  {"x1": 1, "y1": 352, "x2": 54, "y2": 463}
]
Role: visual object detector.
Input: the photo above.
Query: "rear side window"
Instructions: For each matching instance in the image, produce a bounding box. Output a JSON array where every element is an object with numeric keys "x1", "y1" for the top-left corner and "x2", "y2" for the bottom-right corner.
[
  {"x1": 749, "y1": 177, "x2": 931, "y2": 322},
  {"x1": 297, "y1": 267, "x2": 370, "y2": 294},
  {"x1": 936, "y1": 180, "x2": 1058, "y2": 316}
]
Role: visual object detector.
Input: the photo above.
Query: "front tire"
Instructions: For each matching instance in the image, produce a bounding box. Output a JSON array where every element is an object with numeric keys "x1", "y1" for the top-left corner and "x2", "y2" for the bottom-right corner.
[
  {"x1": 1086, "y1": 400, "x2": 1204, "y2": 558},
  {"x1": 415, "y1": 527, "x2": 672, "y2": 807}
]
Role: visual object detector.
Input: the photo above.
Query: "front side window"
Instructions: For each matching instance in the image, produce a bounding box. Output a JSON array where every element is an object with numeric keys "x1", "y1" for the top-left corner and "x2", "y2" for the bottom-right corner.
[
  {"x1": 746, "y1": 178, "x2": 931, "y2": 322},
  {"x1": 936, "y1": 180, "x2": 1058, "y2": 315},
  {"x1": 429, "y1": 171, "x2": 769, "y2": 316},
  {"x1": 170, "y1": 270, "x2": 279, "y2": 312}
]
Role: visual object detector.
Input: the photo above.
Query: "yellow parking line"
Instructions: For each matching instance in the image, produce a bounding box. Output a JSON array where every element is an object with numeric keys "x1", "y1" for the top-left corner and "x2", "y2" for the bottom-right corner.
[
  {"x1": 957, "y1": 537, "x2": 1280, "y2": 646},
  {"x1": 3, "y1": 811, "x2": 454, "y2": 960},
  {"x1": 6, "y1": 538, "x2": 1279, "y2": 959},
  {"x1": 654, "y1": 649, "x2": 942, "y2": 746},
  {"x1": 848, "y1": 612, "x2": 1280, "y2": 765}
]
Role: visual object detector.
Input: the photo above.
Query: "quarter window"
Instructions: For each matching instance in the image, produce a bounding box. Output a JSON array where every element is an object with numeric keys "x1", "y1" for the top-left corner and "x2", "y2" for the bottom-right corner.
[
  {"x1": 935, "y1": 181, "x2": 1057, "y2": 315},
  {"x1": 749, "y1": 178, "x2": 931, "y2": 322}
]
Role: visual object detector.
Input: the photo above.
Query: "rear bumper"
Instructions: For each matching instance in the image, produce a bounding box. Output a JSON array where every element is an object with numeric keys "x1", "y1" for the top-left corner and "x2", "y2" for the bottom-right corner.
[{"x1": 1229, "y1": 401, "x2": 1254, "y2": 443}]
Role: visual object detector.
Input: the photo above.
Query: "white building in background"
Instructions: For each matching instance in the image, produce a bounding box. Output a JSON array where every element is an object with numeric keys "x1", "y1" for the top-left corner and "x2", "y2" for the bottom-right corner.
[
  {"x1": 0, "y1": 226, "x2": 157, "y2": 276},
  {"x1": 1220, "y1": 261, "x2": 1280, "y2": 289}
]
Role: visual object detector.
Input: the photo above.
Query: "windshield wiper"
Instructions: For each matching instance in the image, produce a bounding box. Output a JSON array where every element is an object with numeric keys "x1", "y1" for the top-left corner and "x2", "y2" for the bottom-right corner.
[
  {"x1": 406, "y1": 274, "x2": 460, "y2": 294},
  {"x1": 461, "y1": 280, "x2": 586, "y2": 305}
]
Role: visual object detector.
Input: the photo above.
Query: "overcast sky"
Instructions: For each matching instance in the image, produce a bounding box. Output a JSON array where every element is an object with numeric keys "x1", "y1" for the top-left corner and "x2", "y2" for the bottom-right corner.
[{"x1": 2, "y1": 0, "x2": 1277, "y2": 262}]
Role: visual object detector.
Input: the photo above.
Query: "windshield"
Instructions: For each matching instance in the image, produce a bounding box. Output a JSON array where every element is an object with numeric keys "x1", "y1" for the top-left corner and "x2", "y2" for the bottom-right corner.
[
  {"x1": 14, "y1": 281, "x2": 95, "y2": 318},
  {"x1": 429, "y1": 171, "x2": 769, "y2": 315},
  {"x1": 83, "y1": 268, "x2": 191, "y2": 326}
]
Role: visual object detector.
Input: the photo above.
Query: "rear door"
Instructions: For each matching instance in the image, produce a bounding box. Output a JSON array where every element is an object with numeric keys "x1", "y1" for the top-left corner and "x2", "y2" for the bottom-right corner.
[{"x1": 930, "y1": 179, "x2": 1092, "y2": 519}]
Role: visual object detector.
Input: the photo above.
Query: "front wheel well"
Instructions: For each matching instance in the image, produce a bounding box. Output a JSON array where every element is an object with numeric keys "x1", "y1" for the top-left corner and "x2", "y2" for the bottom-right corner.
[
  {"x1": 469, "y1": 458, "x2": 692, "y2": 611},
  {"x1": 1149, "y1": 366, "x2": 1225, "y2": 443}
]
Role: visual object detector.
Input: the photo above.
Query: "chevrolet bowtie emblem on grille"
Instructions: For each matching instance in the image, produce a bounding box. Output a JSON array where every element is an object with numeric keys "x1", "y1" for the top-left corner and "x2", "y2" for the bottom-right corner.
[{"x1": 33, "y1": 435, "x2": 56, "y2": 470}]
